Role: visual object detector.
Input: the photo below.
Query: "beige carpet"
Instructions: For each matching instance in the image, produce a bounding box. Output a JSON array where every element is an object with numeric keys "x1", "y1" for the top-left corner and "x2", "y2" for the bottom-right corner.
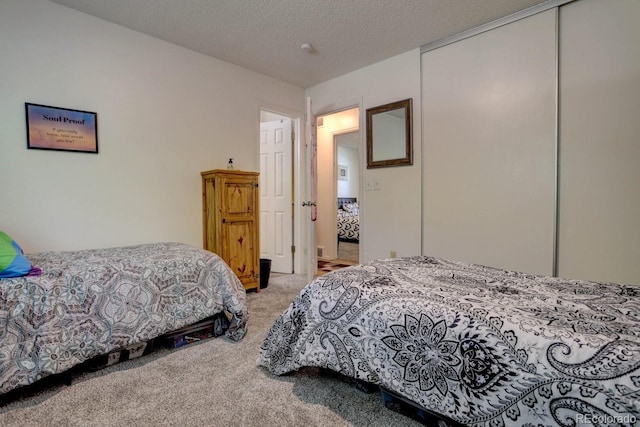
[{"x1": 0, "y1": 274, "x2": 420, "y2": 427}]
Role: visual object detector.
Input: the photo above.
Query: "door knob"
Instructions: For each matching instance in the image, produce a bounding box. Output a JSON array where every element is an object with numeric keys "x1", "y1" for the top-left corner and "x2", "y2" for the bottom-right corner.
[{"x1": 302, "y1": 201, "x2": 316, "y2": 207}]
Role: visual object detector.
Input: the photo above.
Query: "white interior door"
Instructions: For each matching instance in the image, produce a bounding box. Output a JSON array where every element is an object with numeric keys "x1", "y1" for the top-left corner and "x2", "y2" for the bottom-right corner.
[
  {"x1": 260, "y1": 119, "x2": 293, "y2": 273},
  {"x1": 305, "y1": 97, "x2": 317, "y2": 281}
]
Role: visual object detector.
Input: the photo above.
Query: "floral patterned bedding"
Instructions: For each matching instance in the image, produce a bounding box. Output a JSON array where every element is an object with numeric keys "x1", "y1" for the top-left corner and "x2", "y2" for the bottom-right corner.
[
  {"x1": 0, "y1": 242, "x2": 247, "y2": 395},
  {"x1": 259, "y1": 256, "x2": 640, "y2": 426}
]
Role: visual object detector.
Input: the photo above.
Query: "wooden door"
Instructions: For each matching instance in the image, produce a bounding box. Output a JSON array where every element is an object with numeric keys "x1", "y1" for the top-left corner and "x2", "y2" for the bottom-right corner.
[{"x1": 218, "y1": 174, "x2": 259, "y2": 289}]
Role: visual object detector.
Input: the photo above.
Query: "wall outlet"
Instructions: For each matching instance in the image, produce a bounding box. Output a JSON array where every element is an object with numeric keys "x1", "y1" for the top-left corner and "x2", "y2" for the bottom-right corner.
[
  {"x1": 390, "y1": 250, "x2": 397, "y2": 258},
  {"x1": 317, "y1": 246, "x2": 324, "y2": 257}
]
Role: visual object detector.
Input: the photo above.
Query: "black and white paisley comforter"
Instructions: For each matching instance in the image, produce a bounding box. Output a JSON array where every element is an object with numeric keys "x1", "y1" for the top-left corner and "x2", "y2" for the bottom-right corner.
[
  {"x1": 338, "y1": 210, "x2": 359, "y2": 242},
  {"x1": 0, "y1": 242, "x2": 247, "y2": 395},
  {"x1": 260, "y1": 256, "x2": 640, "y2": 426}
]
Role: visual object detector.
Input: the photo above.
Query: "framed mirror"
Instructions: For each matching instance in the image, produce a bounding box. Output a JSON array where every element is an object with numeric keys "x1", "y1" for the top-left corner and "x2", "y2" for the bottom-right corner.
[{"x1": 366, "y1": 98, "x2": 412, "y2": 168}]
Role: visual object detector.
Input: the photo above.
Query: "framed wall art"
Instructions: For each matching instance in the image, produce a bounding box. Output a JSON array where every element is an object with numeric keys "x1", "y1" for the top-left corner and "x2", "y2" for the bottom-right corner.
[
  {"x1": 25, "y1": 103, "x2": 98, "y2": 153},
  {"x1": 337, "y1": 164, "x2": 348, "y2": 181}
]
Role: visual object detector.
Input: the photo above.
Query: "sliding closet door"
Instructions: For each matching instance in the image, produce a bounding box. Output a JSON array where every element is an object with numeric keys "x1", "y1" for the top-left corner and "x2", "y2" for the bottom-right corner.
[
  {"x1": 558, "y1": 0, "x2": 640, "y2": 284},
  {"x1": 421, "y1": 9, "x2": 557, "y2": 276}
]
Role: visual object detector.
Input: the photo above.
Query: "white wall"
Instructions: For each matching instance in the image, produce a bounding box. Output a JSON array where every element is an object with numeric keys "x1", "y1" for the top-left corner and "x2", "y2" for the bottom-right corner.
[
  {"x1": 306, "y1": 49, "x2": 422, "y2": 262},
  {"x1": 337, "y1": 144, "x2": 359, "y2": 198},
  {"x1": 0, "y1": 0, "x2": 304, "y2": 253}
]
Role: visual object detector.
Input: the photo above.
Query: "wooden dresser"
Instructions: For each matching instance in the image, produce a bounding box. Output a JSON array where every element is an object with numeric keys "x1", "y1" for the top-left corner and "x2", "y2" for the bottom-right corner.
[{"x1": 201, "y1": 169, "x2": 260, "y2": 292}]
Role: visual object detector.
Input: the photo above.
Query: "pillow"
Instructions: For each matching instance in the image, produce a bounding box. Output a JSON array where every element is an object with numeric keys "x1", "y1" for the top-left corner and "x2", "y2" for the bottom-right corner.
[
  {"x1": 342, "y1": 202, "x2": 359, "y2": 214},
  {"x1": 0, "y1": 231, "x2": 33, "y2": 278}
]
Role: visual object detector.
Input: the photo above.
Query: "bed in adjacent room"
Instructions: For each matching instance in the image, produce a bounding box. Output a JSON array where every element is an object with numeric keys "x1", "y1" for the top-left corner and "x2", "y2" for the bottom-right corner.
[
  {"x1": 0, "y1": 239, "x2": 247, "y2": 395},
  {"x1": 337, "y1": 197, "x2": 359, "y2": 244},
  {"x1": 259, "y1": 256, "x2": 640, "y2": 426}
]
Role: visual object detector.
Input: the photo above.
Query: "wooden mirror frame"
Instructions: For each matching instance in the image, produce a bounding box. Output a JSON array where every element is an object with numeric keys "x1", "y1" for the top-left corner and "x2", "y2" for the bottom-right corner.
[{"x1": 366, "y1": 98, "x2": 412, "y2": 168}]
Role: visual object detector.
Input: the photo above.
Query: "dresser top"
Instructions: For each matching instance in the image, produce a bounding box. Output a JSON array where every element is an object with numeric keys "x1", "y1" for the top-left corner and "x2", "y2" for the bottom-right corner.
[{"x1": 201, "y1": 169, "x2": 259, "y2": 177}]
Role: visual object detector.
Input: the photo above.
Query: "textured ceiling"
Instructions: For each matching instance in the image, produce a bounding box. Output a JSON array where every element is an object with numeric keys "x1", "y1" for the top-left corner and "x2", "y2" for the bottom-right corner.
[{"x1": 49, "y1": 0, "x2": 548, "y2": 88}]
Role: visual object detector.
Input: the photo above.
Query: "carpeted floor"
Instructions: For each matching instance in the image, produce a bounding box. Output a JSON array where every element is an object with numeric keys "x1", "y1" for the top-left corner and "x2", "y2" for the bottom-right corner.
[{"x1": 0, "y1": 274, "x2": 421, "y2": 427}]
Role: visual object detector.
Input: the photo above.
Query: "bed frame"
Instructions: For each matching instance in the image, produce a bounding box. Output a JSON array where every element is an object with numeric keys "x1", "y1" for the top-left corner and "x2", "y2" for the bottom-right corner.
[{"x1": 337, "y1": 197, "x2": 357, "y2": 210}]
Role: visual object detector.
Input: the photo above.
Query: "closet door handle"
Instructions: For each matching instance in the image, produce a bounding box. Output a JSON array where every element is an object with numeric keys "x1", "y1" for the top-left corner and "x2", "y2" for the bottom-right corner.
[{"x1": 222, "y1": 218, "x2": 227, "y2": 223}]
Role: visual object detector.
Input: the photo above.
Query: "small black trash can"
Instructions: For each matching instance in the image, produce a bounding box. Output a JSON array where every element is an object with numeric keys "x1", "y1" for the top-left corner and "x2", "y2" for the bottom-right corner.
[{"x1": 260, "y1": 258, "x2": 272, "y2": 289}]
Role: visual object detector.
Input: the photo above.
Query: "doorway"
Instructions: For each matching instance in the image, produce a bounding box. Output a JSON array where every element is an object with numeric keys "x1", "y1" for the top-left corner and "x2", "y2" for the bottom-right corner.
[
  {"x1": 314, "y1": 107, "x2": 359, "y2": 270},
  {"x1": 335, "y1": 131, "x2": 360, "y2": 264},
  {"x1": 259, "y1": 108, "x2": 303, "y2": 275}
]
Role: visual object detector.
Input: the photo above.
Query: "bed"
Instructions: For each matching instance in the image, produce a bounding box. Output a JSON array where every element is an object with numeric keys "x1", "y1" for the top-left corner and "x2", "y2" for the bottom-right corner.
[
  {"x1": 259, "y1": 256, "x2": 640, "y2": 426},
  {"x1": 0, "y1": 241, "x2": 247, "y2": 395},
  {"x1": 337, "y1": 197, "x2": 359, "y2": 243}
]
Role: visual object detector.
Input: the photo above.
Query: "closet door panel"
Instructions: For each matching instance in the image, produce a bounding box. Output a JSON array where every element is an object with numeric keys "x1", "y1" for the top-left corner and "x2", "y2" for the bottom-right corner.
[
  {"x1": 558, "y1": 0, "x2": 640, "y2": 284},
  {"x1": 421, "y1": 9, "x2": 557, "y2": 275}
]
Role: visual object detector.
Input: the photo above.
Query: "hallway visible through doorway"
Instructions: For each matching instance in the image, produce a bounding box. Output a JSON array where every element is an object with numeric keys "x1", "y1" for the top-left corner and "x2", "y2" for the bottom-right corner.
[
  {"x1": 316, "y1": 259, "x2": 356, "y2": 276},
  {"x1": 317, "y1": 241, "x2": 358, "y2": 276},
  {"x1": 337, "y1": 241, "x2": 358, "y2": 263}
]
